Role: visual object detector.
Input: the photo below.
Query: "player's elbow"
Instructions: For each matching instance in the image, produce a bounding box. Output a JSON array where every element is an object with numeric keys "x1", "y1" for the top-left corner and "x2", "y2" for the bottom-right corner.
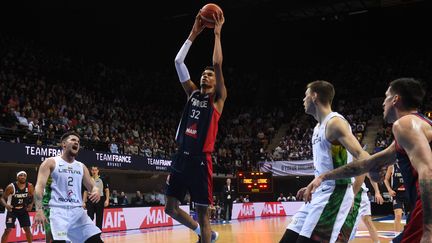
[
  {"x1": 174, "y1": 57, "x2": 183, "y2": 66},
  {"x1": 213, "y1": 62, "x2": 222, "y2": 68}
]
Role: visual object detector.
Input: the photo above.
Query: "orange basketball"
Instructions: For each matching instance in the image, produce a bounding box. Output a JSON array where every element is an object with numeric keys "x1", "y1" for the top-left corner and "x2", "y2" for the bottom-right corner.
[{"x1": 200, "y1": 3, "x2": 223, "y2": 28}]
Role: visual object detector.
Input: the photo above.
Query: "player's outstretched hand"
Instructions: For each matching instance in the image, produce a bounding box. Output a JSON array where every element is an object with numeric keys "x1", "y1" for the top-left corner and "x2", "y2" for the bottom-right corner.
[
  {"x1": 88, "y1": 187, "x2": 101, "y2": 203},
  {"x1": 296, "y1": 187, "x2": 307, "y2": 201},
  {"x1": 375, "y1": 193, "x2": 384, "y2": 205},
  {"x1": 34, "y1": 210, "x2": 48, "y2": 226},
  {"x1": 191, "y1": 12, "x2": 206, "y2": 36},
  {"x1": 213, "y1": 11, "x2": 225, "y2": 35}
]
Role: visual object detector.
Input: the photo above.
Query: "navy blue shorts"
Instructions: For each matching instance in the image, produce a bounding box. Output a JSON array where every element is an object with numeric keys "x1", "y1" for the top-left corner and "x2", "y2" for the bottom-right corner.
[
  {"x1": 165, "y1": 153, "x2": 213, "y2": 206},
  {"x1": 5, "y1": 209, "x2": 31, "y2": 229},
  {"x1": 393, "y1": 193, "x2": 409, "y2": 212}
]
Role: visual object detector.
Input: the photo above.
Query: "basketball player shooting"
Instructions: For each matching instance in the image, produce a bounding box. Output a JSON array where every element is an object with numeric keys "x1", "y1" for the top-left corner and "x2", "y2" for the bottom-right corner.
[{"x1": 164, "y1": 9, "x2": 226, "y2": 243}]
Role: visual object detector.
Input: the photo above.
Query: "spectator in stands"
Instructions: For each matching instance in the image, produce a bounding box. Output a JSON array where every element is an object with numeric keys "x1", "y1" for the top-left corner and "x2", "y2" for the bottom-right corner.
[
  {"x1": 118, "y1": 191, "x2": 128, "y2": 206},
  {"x1": 244, "y1": 195, "x2": 250, "y2": 202},
  {"x1": 109, "y1": 141, "x2": 119, "y2": 154},
  {"x1": 287, "y1": 193, "x2": 296, "y2": 201},
  {"x1": 155, "y1": 189, "x2": 166, "y2": 206},
  {"x1": 209, "y1": 196, "x2": 219, "y2": 221},
  {"x1": 131, "y1": 191, "x2": 144, "y2": 206},
  {"x1": 235, "y1": 195, "x2": 244, "y2": 203},
  {"x1": 110, "y1": 190, "x2": 119, "y2": 206},
  {"x1": 277, "y1": 193, "x2": 287, "y2": 202},
  {"x1": 145, "y1": 190, "x2": 161, "y2": 206}
]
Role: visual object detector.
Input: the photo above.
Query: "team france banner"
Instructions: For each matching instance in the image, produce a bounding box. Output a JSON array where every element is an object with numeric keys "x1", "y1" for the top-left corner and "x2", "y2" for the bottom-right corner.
[
  {"x1": 0, "y1": 142, "x2": 171, "y2": 172},
  {"x1": 259, "y1": 160, "x2": 315, "y2": 176}
]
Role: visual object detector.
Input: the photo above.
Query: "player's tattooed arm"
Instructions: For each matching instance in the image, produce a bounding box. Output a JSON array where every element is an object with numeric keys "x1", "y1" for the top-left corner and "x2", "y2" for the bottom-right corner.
[
  {"x1": 321, "y1": 159, "x2": 370, "y2": 180},
  {"x1": 321, "y1": 144, "x2": 396, "y2": 181}
]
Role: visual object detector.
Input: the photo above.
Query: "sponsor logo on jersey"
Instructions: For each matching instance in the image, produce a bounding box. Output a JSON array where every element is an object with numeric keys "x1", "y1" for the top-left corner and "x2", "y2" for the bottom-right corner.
[
  {"x1": 58, "y1": 197, "x2": 80, "y2": 203},
  {"x1": 185, "y1": 123, "x2": 198, "y2": 138}
]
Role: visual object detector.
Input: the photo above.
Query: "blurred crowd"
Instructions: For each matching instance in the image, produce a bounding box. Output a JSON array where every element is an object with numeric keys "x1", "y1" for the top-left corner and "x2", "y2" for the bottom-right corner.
[{"x1": 1, "y1": 34, "x2": 431, "y2": 176}]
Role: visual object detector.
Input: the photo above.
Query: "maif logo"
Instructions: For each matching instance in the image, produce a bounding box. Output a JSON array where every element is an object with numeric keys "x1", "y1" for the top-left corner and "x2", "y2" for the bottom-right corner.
[
  {"x1": 141, "y1": 207, "x2": 173, "y2": 228},
  {"x1": 237, "y1": 203, "x2": 255, "y2": 219},
  {"x1": 261, "y1": 202, "x2": 286, "y2": 217},
  {"x1": 102, "y1": 208, "x2": 126, "y2": 232},
  {"x1": 185, "y1": 123, "x2": 198, "y2": 138}
]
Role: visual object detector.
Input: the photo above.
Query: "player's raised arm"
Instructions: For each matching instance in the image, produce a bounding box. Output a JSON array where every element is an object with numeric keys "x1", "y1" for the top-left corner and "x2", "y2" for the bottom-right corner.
[
  {"x1": 212, "y1": 12, "x2": 227, "y2": 114},
  {"x1": 174, "y1": 12, "x2": 204, "y2": 97}
]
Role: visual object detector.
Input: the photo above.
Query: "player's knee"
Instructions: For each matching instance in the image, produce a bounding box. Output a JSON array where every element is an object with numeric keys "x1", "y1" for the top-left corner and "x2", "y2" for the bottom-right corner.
[
  {"x1": 22, "y1": 227, "x2": 31, "y2": 232},
  {"x1": 84, "y1": 233, "x2": 104, "y2": 243},
  {"x1": 395, "y1": 211, "x2": 403, "y2": 217}
]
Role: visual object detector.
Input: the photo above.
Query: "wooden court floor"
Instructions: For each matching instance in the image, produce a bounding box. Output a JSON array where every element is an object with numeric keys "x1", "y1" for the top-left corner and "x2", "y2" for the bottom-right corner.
[{"x1": 101, "y1": 216, "x2": 400, "y2": 243}]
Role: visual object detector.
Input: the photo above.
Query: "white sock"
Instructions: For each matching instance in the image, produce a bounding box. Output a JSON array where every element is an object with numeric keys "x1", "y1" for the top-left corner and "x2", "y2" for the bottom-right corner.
[{"x1": 194, "y1": 225, "x2": 201, "y2": 236}]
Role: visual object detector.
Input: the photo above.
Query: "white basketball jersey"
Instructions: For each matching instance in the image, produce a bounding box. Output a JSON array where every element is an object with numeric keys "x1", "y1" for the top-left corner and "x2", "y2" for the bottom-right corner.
[
  {"x1": 312, "y1": 112, "x2": 353, "y2": 185},
  {"x1": 46, "y1": 156, "x2": 84, "y2": 207}
]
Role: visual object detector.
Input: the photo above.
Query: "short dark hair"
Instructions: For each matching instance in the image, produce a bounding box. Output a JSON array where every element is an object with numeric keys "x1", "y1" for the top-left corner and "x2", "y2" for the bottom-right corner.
[
  {"x1": 204, "y1": 66, "x2": 214, "y2": 72},
  {"x1": 307, "y1": 80, "x2": 335, "y2": 105},
  {"x1": 60, "y1": 131, "x2": 81, "y2": 142},
  {"x1": 389, "y1": 78, "x2": 425, "y2": 110}
]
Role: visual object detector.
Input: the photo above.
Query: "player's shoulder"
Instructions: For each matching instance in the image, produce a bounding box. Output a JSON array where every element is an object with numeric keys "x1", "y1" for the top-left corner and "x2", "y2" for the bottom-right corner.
[
  {"x1": 44, "y1": 157, "x2": 57, "y2": 163},
  {"x1": 327, "y1": 115, "x2": 347, "y2": 125},
  {"x1": 5, "y1": 183, "x2": 14, "y2": 190},
  {"x1": 393, "y1": 114, "x2": 422, "y2": 132},
  {"x1": 326, "y1": 115, "x2": 350, "y2": 133},
  {"x1": 41, "y1": 157, "x2": 57, "y2": 168}
]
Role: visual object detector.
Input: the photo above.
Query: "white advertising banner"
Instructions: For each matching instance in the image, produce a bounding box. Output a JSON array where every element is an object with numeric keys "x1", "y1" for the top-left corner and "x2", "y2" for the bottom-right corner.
[
  {"x1": 231, "y1": 201, "x2": 304, "y2": 220},
  {"x1": 259, "y1": 160, "x2": 315, "y2": 176}
]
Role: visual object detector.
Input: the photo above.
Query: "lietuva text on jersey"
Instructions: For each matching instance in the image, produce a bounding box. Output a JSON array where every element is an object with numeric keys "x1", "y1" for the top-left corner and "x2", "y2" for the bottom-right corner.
[
  {"x1": 58, "y1": 167, "x2": 82, "y2": 174},
  {"x1": 176, "y1": 91, "x2": 221, "y2": 155}
]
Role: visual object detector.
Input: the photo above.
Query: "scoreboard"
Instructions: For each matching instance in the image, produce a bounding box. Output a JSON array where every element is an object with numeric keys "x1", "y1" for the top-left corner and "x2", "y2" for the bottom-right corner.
[{"x1": 237, "y1": 172, "x2": 273, "y2": 193}]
